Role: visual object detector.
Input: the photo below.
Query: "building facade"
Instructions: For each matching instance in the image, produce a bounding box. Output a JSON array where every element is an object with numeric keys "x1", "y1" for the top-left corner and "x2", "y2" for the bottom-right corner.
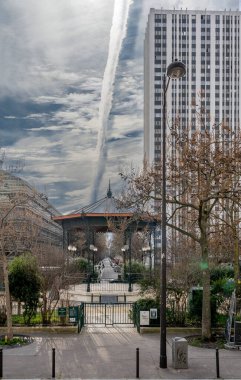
[
  {"x1": 144, "y1": 8, "x2": 240, "y2": 165},
  {"x1": 0, "y1": 169, "x2": 63, "y2": 254}
]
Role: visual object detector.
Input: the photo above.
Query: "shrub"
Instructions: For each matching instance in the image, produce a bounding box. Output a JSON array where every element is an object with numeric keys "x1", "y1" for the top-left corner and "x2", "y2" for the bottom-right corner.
[{"x1": 9, "y1": 253, "x2": 42, "y2": 325}]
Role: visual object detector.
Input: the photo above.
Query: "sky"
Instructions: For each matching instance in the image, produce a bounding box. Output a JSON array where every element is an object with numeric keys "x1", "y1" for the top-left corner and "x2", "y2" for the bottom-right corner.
[{"x1": 0, "y1": 0, "x2": 238, "y2": 214}]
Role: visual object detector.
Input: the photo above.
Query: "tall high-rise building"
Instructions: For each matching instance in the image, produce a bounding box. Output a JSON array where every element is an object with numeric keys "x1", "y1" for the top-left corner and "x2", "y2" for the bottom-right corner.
[{"x1": 144, "y1": 9, "x2": 240, "y2": 166}]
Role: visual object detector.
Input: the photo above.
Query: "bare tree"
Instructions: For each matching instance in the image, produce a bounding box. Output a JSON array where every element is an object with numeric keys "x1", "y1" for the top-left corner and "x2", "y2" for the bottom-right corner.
[
  {"x1": 0, "y1": 168, "x2": 62, "y2": 337},
  {"x1": 33, "y1": 244, "x2": 65, "y2": 324},
  {"x1": 0, "y1": 192, "x2": 39, "y2": 338},
  {"x1": 119, "y1": 126, "x2": 241, "y2": 339}
]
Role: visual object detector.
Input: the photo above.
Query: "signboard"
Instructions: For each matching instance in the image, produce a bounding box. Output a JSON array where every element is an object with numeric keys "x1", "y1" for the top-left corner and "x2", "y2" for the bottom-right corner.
[
  {"x1": 69, "y1": 306, "x2": 79, "y2": 322},
  {"x1": 140, "y1": 310, "x2": 150, "y2": 326},
  {"x1": 150, "y1": 308, "x2": 158, "y2": 319},
  {"x1": 58, "y1": 307, "x2": 67, "y2": 317}
]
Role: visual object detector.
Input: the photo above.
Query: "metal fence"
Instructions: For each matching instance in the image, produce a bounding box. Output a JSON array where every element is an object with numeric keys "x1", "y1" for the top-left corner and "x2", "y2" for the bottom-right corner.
[
  {"x1": 10, "y1": 304, "x2": 82, "y2": 327},
  {"x1": 84, "y1": 303, "x2": 134, "y2": 326}
]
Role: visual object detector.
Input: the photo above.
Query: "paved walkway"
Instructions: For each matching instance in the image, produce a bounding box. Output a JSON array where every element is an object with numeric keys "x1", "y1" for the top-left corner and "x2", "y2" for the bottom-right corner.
[
  {"x1": 1, "y1": 326, "x2": 241, "y2": 379},
  {"x1": 99, "y1": 257, "x2": 118, "y2": 281}
]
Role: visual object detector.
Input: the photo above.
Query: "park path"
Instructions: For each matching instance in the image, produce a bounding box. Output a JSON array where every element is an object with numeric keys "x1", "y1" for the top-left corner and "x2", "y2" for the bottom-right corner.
[{"x1": 1, "y1": 326, "x2": 241, "y2": 379}]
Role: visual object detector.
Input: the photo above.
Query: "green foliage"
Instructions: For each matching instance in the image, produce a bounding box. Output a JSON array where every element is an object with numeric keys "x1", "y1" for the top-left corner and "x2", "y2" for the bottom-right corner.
[
  {"x1": 0, "y1": 336, "x2": 30, "y2": 346},
  {"x1": 9, "y1": 253, "x2": 42, "y2": 325},
  {"x1": 12, "y1": 310, "x2": 60, "y2": 325},
  {"x1": 132, "y1": 297, "x2": 185, "y2": 327},
  {"x1": 166, "y1": 307, "x2": 186, "y2": 326},
  {"x1": 188, "y1": 289, "x2": 219, "y2": 326},
  {"x1": 73, "y1": 258, "x2": 90, "y2": 272},
  {"x1": 134, "y1": 297, "x2": 159, "y2": 310},
  {"x1": 188, "y1": 266, "x2": 235, "y2": 326},
  {"x1": 132, "y1": 298, "x2": 159, "y2": 326},
  {"x1": 188, "y1": 289, "x2": 204, "y2": 325},
  {"x1": 69, "y1": 258, "x2": 93, "y2": 278},
  {"x1": 139, "y1": 273, "x2": 160, "y2": 300},
  {"x1": 210, "y1": 266, "x2": 234, "y2": 282},
  {"x1": 124, "y1": 261, "x2": 147, "y2": 282},
  {"x1": 212, "y1": 278, "x2": 234, "y2": 298}
]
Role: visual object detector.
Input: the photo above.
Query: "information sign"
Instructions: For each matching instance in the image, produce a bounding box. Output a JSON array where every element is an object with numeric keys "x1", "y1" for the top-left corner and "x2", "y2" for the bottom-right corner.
[
  {"x1": 140, "y1": 310, "x2": 150, "y2": 326},
  {"x1": 69, "y1": 306, "x2": 79, "y2": 322},
  {"x1": 58, "y1": 307, "x2": 67, "y2": 317},
  {"x1": 150, "y1": 308, "x2": 158, "y2": 319}
]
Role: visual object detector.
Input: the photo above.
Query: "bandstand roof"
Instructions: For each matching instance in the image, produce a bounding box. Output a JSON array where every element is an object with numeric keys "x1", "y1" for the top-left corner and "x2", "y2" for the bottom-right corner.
[{"x1": 53, "y1": 184, "x2": 155, "y2": 233}]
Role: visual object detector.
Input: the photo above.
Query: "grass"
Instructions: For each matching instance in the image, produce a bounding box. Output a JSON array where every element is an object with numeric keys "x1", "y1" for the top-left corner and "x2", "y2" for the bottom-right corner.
[
  {"x1": 0, "y1": 335, "x2": 32, "y2": 346},
  {"x1": 12, "y1": 310, "x2": 61, "y2": 325}
]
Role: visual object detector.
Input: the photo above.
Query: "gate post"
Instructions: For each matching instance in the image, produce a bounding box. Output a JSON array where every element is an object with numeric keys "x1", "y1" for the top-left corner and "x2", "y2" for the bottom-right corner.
[
  {"x1": 128, "y1": 229, "x2": 132, "y2": 292},
  {"x1": 105, "y1": 304, "x2": 107, "y2": 326}
]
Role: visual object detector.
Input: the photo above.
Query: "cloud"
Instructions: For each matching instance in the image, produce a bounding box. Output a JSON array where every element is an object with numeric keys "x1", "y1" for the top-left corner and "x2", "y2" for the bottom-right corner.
[
  {"x1": 0, "y1": 0, "x2": 114, "y2": 98},
  {"x1": 1, "y1": 0, "x2": 239, "y2": 214}
]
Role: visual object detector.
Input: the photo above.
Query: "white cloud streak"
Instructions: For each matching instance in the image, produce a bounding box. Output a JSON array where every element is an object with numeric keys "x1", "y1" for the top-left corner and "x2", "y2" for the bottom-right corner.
[{"x1": 90, "y1": 0, "x2": 132, "y2": 202}]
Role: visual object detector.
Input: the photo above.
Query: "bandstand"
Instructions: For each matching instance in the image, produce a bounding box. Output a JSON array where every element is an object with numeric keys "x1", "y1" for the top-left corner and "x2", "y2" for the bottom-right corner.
[{"x1": 53, "y1": 184, "x2": 157, "y2": 293}]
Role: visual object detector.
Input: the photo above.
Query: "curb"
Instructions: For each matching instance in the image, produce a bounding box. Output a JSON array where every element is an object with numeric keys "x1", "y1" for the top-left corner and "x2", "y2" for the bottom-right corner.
[{"x1": 0, "y1": 326, "x2": 77, "y2": 334}]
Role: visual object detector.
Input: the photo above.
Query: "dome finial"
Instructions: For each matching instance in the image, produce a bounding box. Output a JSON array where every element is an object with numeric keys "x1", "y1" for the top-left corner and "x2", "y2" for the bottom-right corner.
[{"x1": 107, "y1": 180, "x2": 112, "y2": 198}]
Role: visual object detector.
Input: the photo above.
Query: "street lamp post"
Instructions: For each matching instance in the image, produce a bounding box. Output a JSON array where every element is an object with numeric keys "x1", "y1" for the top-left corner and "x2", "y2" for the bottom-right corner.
[
  {"x1": 142, "y1": 246, "x2": 151, "y2": 276},
  {"x1": 87, "y1": 247, "x2": 91, "y2": 292},
  {"x1": 160, "y1": 60, "x2": 186, "y2": 369},
  {"x1": 90, "y1": 244, "x2": 98, "y2": 276},
  {"x1": 121, "y1": 245, "x2": 128, "y2": 281},
  {"x1": 128, "y1": 233, "x2": 132, "y2": 292},
  {"x1": 87, "y1": 244, "x2": 98, "y2": 292}
]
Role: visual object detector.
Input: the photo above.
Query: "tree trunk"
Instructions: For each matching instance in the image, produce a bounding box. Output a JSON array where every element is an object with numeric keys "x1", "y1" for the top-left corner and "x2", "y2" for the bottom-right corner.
[
  {"x1": 2, "y1": 254, "x2": 13, "y2": 340},
  {"x1": 200, "y1": 235, "x2": 211, "y2": 339},
  {"x1": 199, "y1": 205, "x2": 211, "y2": 340},
  {"x1": 233, "y1": 234, "x2": 240, "y2": 295},
  {"x1": 41, "y1": 293, "x2": 48, "y2": 325},
  {"x1": 201, "y1": 263, "x2": 211, "y2": 339}
]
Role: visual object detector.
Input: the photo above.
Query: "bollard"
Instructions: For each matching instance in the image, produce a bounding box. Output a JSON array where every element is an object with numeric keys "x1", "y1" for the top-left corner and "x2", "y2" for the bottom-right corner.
[
  {"x1": 0, "y1": 348, "x2": 2, "y2": 378},
  {"x1": 216, "y1": 348, "x2": 220, "y2": 378},
  {"x1": 136, "y1": 348, "x2": 139, "y2": 379},
  {"x1": 52, "y1": 348, "x2": 55, "y2": 378}
]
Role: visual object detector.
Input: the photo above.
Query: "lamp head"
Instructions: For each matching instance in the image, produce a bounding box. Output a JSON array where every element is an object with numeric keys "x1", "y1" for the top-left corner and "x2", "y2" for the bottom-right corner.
[
  {"x1": 142, "y1": 246, "x2": 151, "y2": 252},
  {"x1": 167, "y1": 60, "x2": 186, "y2": 79}
]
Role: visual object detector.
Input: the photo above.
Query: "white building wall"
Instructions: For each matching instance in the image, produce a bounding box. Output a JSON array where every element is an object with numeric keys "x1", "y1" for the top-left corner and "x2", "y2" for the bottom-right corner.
[{"x1": 144, "y1": 9, "x2": 241, "y2": 166}]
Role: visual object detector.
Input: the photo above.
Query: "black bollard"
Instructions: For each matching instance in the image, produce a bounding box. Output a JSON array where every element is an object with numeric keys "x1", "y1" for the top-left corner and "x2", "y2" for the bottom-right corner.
[
  {"x1": 52, "y1": 348, "x2": 55, "y2": 378},
  {"x1": 0, "y1": 348, "x2": 2, "y2": 378},
  {"x1": 136, "y1": 348, "x2": 139, "y2": 379},
  {"x1": 216, "y1": 348, "x2": 220, "y2": 378}
]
